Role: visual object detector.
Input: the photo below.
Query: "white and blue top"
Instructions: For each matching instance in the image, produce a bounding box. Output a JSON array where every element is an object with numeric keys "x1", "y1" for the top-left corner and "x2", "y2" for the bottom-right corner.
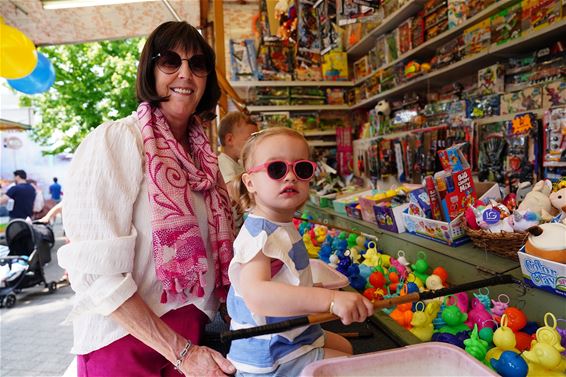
[{"x1": 227, "y1": 215, "x2": 324, "y2": 374}]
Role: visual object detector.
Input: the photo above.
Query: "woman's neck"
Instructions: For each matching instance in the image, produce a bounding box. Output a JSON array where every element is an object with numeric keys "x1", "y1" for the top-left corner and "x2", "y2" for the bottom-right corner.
[{"x1": 166, "y1": 116, "x2": 190, "y2": 143}]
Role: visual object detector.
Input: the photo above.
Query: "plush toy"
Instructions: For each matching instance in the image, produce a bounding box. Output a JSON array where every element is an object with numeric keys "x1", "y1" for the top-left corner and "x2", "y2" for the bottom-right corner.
[
  {"x1": 516, "y1": 181, "x2": 533, "y2": 203},
  {"x1": 518, "y1": 179, "x2": 557, "y2": 221},
  {"x1": 525, "y1": 223, "x2": 566, "y2": 263},
  {"x1": 375, "y1": 100, "x2": 391, "y2": 117},
  {"x1": 549, "y1": 188, "x2": 566, "y2": 224},
  {"x1": 510, "y1": 209, "x2": 540, "y2": 232}
]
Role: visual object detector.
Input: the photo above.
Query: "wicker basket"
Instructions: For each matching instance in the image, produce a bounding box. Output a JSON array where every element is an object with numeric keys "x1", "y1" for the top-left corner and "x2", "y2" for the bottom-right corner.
[{"x1": 462, "y1": 223, "x2": 528, "y2": 261}]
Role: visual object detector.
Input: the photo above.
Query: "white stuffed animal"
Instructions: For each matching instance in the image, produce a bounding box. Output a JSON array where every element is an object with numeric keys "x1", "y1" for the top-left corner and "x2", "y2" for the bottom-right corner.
[
  {"x1": 375, "y1": 100, "x2": 391, "y2": 117},
  {"x1": 517, "y1": 179, "x2": 557, "y2": 221},
  {"x1": 549, "y1": 188, "x2": 566, "y2": 224}
]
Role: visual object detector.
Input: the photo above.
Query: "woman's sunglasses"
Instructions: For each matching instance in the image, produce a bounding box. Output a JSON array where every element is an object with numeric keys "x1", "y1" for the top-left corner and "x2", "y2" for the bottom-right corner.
[
  {"x1": 247, "y1": 160, "x2": 316, "y2": 181},
  {"x1": 152, "y1": 51, "x2": 211, "y2": 77}
]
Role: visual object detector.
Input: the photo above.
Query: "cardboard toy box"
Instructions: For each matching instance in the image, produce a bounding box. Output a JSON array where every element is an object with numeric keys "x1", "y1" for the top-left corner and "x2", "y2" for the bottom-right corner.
[
  {"x1": 478, "y1": 64, "x2": 505, "y2": 95},
  {"x1": 542, "y1": 80, "x2": 566, "y2": 108},
  {"x1": 374, "y1": 202, "x2": 410, "y2": 233},
  {"x1": 402, "y1": 182, "x2": 500, "y2": 246},
  {"x1": 322, "y1": 52, "x2": 349, "y2": 81},
  {"x1": 500, "y1": 86, "x2": 542, "y2": 115},
  {"x1": 332, "y1": 189, "x2": 374, "y2": 215},
  {"x1": 358, "y1": 184, "x2": 422, "y2": 225},
  {"x1": 518, "y1": 251, "x2": 566, "y2": 298}
]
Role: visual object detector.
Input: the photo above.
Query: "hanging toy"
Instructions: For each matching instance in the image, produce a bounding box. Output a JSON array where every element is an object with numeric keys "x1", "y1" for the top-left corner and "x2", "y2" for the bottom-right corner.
[
  {"x1": 491, "y1": 294, "x2": 510, "y2": 318},
  {"x1": 446, "y1": 292, "x2": 469, "y2": 315},
  {"x1": 491, "y1": 350, "x2": 528, "y2": 377},
  {"x1": 464, "y1": 324, "x2": 490, "y2": 362},
  {"x1": 522, "y1": 313, "x2": 566, "y2": 376},
  {"x1": 485, "y1": 314, "x2": 519, "y2": 363},
  {"x1": 410, "y1": 251, "x2": 430, "y2": 284},
  {"x1": 389, "y1": 256, "x2": 408, "y2": 280},
  {"x1": 410, "y1": 301, "x2": 435, "y2": 342},
  {"x1": 431, "y1": 266, "x2": 448, "y2": 285}
]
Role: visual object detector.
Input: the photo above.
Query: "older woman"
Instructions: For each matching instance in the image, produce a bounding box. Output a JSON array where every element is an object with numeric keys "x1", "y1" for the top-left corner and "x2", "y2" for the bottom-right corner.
[{"x1": 58, "y1": 21, "x2": 235, "y2": 376}]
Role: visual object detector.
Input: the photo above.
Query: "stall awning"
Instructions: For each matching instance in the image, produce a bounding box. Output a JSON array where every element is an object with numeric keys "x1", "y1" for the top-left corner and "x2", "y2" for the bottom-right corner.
[
  {"x1": 0, "y1": 0, "x2": 201, "y2": 46},
  {"x1": 0, "y1": 119, "x2": 31, "y2": 131}
]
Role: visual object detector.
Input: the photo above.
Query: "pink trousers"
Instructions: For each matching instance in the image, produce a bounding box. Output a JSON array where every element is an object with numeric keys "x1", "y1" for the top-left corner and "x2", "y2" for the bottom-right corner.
[{"x1": 77, "y1": 304, "x2": 208, "y2": 377}]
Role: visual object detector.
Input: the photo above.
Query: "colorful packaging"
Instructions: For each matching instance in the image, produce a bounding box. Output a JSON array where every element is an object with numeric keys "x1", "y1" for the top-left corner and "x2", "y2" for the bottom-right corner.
[
  {"x1": 490, "y1": 3, "x2": 522, "y2": 45},
  {"x1": 500, "y1": 86, "x2": 543, "y2": 115},
  {"x1": 424, "y1": 176, "x2": 443, "y2": 221},
  {"x1": 448, "y1": 0, "x2": 466, "y2": 29},
  {"x1": 478, "y1": 64, "x2": 505, "y2": 95},
  {"x1": 397, "y1": 19, "x2": 413, "y2": 55},
  {"x1": 463, "y1": 18, "x2": 491, "y2": 56},
  {"x1": 542, "y1": 80, "x2": 566, "y2": 108},
  {"x1": 353, "y1": 56, "x2": 370, "y2": 81},
  {"x1": 322, "y1": 52, "x2": 349, "y2": 81}
]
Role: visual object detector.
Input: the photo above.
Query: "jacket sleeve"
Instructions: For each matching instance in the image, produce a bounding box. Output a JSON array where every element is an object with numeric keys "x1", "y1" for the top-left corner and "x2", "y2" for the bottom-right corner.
[{"x1": 58, "y1": 116, "x2": 144, "y2": 316}]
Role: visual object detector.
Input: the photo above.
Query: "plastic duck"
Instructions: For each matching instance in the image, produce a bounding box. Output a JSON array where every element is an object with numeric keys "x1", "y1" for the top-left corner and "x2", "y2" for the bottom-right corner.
[
  {"x1": 389, "y1": 286, "x2": 413, "y2": 329},
  {"x1": 464, "y1": 324, "x2": 490, "y2": 362},
  {"x1": 396, "y1": 250, "x2": 412, "y2": 273},
  {"x1": 486, "y1": 314, "x2": 519, "y2": 363},
  {"x1": 314, "y1": 225, "x2": 327, "y2": 245},
  {"x1": 410, "y1": 252, "x2": 429, "y2": 284},
  {"x1": 410, "y1": 301, "x2": 435, "y2": 342},
  {"x1": 491, "y1": 350, "x2": 528, "y2": 377},
  {"x1": 523, "y1": 329, "x2": 566, "y2": 376},
  {"x1": 466, "y1": 297, "x2": 495, "y2": 331},
  {"x1": 473, "y1": 287, "x2": 492, "y2": 313},
  {"x1": 389, "y1": 257, "x2": 408, "y2": 280},
  {"x1": 303, "y1": 232, "x2": 320, "y2": 258},
  {"x1": 431, "y1": 266, "x2": 448, "y2": 285},
  {"x1": 503, "y1": 306, "x2": 527, "y2": 332},
  {"x1": 438, "y1": 305, "x2": 470, "y2": 335},
  {"x1": 446, "y1": 292, "x2": 469, "y2": 315},
  {"x1": 491, "y1": 294, "x2": 510, "y2": 319},
  {"x1": 362, "y1": 241, "x2": 380, "y2": 267}
]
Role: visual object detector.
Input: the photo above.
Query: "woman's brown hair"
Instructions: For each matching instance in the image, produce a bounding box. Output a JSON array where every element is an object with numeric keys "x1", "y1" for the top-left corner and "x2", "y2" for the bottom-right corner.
[
  {"x1": 136, "y1": 21, "x2": 220, "y2": 115},
  {"x1": 231, "y1": 127, "x2": 311, "y2": 215}
]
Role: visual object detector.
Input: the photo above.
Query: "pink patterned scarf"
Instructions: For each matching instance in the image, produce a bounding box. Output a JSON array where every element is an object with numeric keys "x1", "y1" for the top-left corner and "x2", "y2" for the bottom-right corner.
[{"x1": 137, "y1": 102, "x2": 233, "y2": 303}]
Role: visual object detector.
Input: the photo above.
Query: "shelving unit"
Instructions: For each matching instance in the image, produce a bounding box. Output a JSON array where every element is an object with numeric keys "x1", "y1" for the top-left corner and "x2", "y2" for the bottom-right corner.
[
  {"x1": 474, "y1": 109, "x2": 546, "y2": 125},
  {"x1": 351, "y1": 19, "x2": 566, "y2": 110},
  {"x1": 347, "y1": 0, "x2": 426, "y2": 59},
  {"x1": 230, "y1": 80, "x2": 354, "y2": 88},
  {"x1": 247, "y1": 104, "x2": 350, "y2": 112}
]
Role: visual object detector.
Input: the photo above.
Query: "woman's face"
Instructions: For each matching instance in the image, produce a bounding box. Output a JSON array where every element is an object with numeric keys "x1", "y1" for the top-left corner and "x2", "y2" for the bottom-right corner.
[{"x1": 154, "y1": 47, "x2": 207, "y2": 122}]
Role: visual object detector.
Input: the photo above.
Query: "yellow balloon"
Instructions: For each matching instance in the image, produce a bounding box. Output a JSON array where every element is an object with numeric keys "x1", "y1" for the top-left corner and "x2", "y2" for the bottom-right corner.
[{"x1": 0, "y1": 23, "x2": 37, "y2": 79}]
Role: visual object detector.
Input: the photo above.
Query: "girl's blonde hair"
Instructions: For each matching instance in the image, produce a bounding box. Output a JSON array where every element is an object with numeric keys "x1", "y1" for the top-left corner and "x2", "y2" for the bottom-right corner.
[{"x1": 230, "y1": 127, "x2": 310, "y2": 215}]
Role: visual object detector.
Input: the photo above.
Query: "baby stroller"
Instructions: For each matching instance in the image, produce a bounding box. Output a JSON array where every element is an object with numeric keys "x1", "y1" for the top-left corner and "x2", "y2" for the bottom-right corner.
[{"x1": 0, "y1": 219, "x2": 57, "y2": 308}]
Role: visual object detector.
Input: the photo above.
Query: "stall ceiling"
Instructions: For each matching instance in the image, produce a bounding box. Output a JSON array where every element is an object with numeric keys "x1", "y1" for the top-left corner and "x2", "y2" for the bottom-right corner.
[{"x1": 0, "y1": 0, "x2": 202, "y2": 46}]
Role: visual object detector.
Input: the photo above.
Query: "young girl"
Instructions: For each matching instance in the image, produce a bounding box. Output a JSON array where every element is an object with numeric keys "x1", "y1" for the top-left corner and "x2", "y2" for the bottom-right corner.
[{"x1": 227, "y1": 127, "x2": 374, "y2": 376}]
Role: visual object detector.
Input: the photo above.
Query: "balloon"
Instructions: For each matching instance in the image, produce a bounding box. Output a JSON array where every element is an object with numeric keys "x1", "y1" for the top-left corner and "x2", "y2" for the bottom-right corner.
[
  {"x1": 0, "y1": 23, "x2": 37, "y2": 79},
  {"x1": 8, "y1": 52, "x2": 55, "y2": 94}
]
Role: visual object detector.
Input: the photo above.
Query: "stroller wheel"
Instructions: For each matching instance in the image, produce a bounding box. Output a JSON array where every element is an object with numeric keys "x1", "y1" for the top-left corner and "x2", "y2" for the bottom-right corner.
[
  {"x1": 48, "y1": 281, "x2": 57, "y2": 293},
  {"x1": 3, "y1": 294, "x2": 16, "y2": 308}
]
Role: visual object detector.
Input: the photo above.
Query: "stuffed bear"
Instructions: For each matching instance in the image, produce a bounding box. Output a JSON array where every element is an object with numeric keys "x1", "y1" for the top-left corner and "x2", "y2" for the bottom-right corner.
[
  {"x1": 517, "y1": 179, "x2": 557, "y2": 221},
  {"x1": 549, "y1": 187, "x2": 566, "y2": 224}
]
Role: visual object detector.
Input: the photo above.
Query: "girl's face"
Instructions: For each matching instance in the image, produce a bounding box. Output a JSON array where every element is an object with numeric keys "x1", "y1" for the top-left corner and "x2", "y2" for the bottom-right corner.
[
  {"x1": 154, "y1": 47, "x2": 207, "y2": 122},
  {"x1": 243, "y1": 134, "x2": 311, "y2": 222}
]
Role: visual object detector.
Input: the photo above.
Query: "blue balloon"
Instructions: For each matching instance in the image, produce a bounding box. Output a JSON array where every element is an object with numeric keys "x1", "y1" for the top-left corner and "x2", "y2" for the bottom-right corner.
[{"x1": 7, "y1": 52, "x2": 55, "y2": 94}]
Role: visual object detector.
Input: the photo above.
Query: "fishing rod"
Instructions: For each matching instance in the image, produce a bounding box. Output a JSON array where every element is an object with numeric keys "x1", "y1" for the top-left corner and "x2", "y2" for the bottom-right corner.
[
  {"x1": 293, "y1": 216, "x2": 379, "y2": 241},
  {"x1": 219, "y1": 274, "x2": 520, "y2": 343}
]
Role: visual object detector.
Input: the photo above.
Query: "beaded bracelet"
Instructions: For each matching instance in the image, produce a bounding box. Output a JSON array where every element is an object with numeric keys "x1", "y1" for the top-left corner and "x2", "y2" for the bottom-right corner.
[{"x1": 174, "y1": 339, "x2": 192, "y2": 374}]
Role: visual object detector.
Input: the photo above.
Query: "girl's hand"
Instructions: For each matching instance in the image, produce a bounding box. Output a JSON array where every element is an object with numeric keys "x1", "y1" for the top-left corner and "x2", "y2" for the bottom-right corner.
[
  {"x1": 180, "y1": 345, "x2": 236, "y2": 376},
  {"x1": 331, "y1": 291, "x2": 374, "y2": 325}
]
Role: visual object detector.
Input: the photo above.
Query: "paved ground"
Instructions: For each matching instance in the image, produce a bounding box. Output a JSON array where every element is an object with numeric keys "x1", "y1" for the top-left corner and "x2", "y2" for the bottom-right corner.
[{"x1": 1, "y1": 222, "x2": 75, "y2": 377}]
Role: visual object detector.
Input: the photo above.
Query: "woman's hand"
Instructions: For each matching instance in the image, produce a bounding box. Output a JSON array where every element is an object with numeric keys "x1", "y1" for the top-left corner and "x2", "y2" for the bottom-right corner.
[
  {"x1": 180, "y1": 344, "x2": 236, "y2": 376},
  {"x1": 331, "y1": 291, "x2": 374, "y2": 325}
]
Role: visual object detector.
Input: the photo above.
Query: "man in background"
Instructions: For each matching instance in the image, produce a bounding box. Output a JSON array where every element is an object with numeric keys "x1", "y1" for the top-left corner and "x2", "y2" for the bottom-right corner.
[
  {"x1": 49, "y1": 177, "x2": 62, "y2": 202},
  {"x1": 218, "y1": 112, "x2": 258, "y2": 186},
  {"x1": 0, "y1": 170, "x2": 36, "y2": 220}
]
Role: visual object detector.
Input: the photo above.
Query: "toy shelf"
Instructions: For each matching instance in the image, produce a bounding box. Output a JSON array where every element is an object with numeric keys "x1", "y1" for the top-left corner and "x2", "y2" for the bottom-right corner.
[
  {"x1": 229, "y1": 80, "x2": 354, "y2": 88},
  {"x1": 307, "y1": 141, "x2": 338, "y2": 147},
  {"x1": 350, "y1": 19, "x2": 566, "y2": 110},
  {"x1": 347, "y1": 0, "x2": 426, "y2": 59},
  {"x1": 247, "y1": 104, "x2": 350, "y2": 112},
  {"x1": 474, "y1": 109, "x2": 546, "y2": 125},
  {"x1": 303, "y1": 129, "x2": 338, "y2": 136},
  {"x1": 354, "y1": 0, "x2": 517, "y2": 86}
]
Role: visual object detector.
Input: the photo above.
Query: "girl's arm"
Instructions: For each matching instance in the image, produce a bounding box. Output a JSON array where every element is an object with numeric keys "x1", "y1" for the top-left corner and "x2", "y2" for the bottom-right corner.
[{"x1": 237, "y1": 250, "x2": 373, "y2": 325}]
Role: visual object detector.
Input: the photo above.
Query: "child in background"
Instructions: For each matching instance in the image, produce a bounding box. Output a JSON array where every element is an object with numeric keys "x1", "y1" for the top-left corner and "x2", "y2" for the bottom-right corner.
[{"x1": 227, "y1": 127, "x2": 373, "y2": 376}]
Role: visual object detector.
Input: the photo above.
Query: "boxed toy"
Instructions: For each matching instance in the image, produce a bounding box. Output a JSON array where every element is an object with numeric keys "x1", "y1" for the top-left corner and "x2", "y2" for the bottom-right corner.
[
  {"x1": 411, "y1": 13, "x2": 425, "y2": 48},
  {"x1": 353, "y1": 56, "x2": 370, "y2": 81},
  {"x1": 463, "y1": 18, "x2": 491, "y2": 56},
  {"x1": 322, "y1": 51, "x2": 349, "y2": 81},
  {"x1": 374, "y1": 202, "x2": 410, "y2": 233},
  {"x1": 500, "y1": 86, "x2": 543, "y2": 115},
  {"x1": 384, "y1": 31, "x2": 398, "y2": 64},
  {"x1": 229, "y1": 39, "x2": 261, "y2": 81},
  {"x1": 478, "y1": 64, "x2": 505, "y2": 95},
  {"x1": 448, "y1": 0, "x2": 466, "y2": 29},
  {"x1": 397, "y1": 19, "x2": 413, "y2": 55},
  {"x1": 490, "y1": 3, "x2": 522, "y2": 45},
  {"x1": 522, "y1": 0, "x2": 561, "y2": 32},
  {"x1": 518, "y1": 250, "x2": 566, "y2": 298},
  {"x1": 542, "y1": 80, "x2": 566, "y2": 108}
]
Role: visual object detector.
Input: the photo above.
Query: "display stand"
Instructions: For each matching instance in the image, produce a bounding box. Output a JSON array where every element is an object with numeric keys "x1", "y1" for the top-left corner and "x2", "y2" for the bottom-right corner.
[{"x1": 302, "y1": 202, "x2": 564, "y2": 345}]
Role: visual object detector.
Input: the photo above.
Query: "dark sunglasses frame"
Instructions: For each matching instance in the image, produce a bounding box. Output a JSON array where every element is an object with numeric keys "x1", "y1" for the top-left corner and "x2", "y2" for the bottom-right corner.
[
  {"x1": 152, "y1": 51, "x2": 211, "y2": 77},
  {"x1": 247, "y1": 160, "x2": 317, "y2": 181}
]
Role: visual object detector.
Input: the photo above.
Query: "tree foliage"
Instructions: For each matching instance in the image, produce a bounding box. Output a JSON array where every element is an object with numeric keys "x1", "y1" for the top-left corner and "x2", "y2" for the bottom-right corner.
[{"x1": 20, "y1": 38, "x2": 144, "y2": 154}]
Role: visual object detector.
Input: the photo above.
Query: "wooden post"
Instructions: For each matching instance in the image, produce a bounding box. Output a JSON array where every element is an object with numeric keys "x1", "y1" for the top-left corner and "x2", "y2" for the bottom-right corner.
[{"x1": 213, "y1": 0, "x2": 227, "y2": 118}]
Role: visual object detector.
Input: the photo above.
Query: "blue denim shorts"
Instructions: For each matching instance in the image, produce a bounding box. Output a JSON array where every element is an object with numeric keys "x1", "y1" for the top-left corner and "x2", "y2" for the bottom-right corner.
[{"x1": 235, "y1": 347, "x2": 325, "y2": 377}]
